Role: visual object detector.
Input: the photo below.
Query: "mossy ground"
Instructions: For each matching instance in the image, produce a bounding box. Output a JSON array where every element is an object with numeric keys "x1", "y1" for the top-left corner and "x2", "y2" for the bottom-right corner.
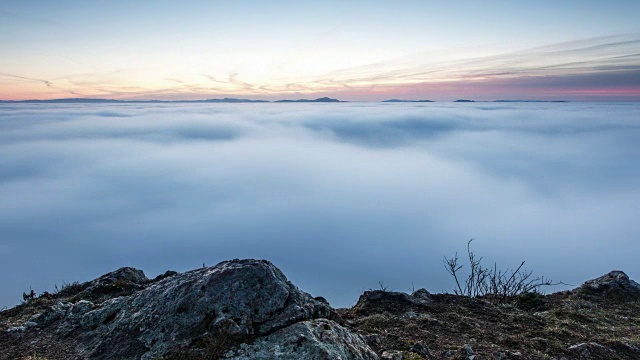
[{"x1": 339, "y1": 292, "x2": 640, "y2": 359}]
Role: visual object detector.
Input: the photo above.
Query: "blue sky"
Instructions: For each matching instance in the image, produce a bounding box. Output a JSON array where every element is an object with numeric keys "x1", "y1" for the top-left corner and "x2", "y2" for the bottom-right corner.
[{"x1": 1, "y1": 1, "x2": 639, "y2": 100}]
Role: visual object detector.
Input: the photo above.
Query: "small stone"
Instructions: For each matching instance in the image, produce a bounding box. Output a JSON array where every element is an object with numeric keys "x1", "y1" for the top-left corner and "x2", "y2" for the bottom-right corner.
[
  {"x1": 152, "y1": 270, "x2": 178, "y2": 282},
  {"x1": 443, "y1": 350, "x2": 455, "y2": 357},
  {"x1": 364, "y1": 334, "x2": 382, "y2": 345},
  {"x1": 411, "y1": 288, "x2": 432, "y2": 300},
  {"x1": 6, "y1": 326, "x2": 27, "y2": 333},
  {"x1": 404, "y1": 311, "x2": 418, "y2": 319},
  {"x1": 381, "y1": 350, "x2": 404, "y2": 360},
  {"x1": 410, "y1": 341, "x2": 431, "y2": 357},
  {"x1": 23, "y1": 321, "x2": 38, "y2": 329},
  {"x1": 465, "y1": 344, "x2": 474, "y2": 356}
]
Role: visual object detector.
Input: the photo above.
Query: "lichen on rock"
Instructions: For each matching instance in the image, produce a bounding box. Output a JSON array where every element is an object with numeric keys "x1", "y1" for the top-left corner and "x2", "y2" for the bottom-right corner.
[
  {"x1": 223, "y1": 319, "x2": 378, "y2": 360},
  {"x1": 1, "y1": 259, "x2": 373, "y2": 360}
]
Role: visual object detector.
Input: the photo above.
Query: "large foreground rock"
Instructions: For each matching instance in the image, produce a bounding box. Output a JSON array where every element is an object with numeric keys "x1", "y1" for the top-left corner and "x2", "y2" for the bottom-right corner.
[{"x1": 2, "y1": 259, "x2": 376, "y2": 360}]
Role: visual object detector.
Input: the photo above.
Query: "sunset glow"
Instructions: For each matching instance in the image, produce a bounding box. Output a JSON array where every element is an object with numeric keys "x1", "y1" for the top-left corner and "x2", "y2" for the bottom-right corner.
[{"x1": 1, "y1": 1, "x2": 639, "y2": 101}]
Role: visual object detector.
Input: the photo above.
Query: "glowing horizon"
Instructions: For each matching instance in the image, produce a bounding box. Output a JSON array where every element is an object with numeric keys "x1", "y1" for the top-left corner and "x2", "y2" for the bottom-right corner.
[{"x1": 1, "y1": 1, "x2": 639, "y2": 101}]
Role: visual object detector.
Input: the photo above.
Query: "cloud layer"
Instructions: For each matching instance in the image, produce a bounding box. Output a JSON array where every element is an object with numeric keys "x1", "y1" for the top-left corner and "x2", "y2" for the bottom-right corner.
[{"x1": 1, "y1": 102, "x2": 639, "y2": 308}]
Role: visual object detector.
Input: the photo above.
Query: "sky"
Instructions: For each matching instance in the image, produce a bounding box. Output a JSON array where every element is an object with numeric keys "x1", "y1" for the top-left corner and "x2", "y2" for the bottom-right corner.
[
  {"x1": 1, "y1": 102, "x2": 639, "y2": 308},
  {"x1": 1, "y1": 1, "x2": 640, "y2": 101}
]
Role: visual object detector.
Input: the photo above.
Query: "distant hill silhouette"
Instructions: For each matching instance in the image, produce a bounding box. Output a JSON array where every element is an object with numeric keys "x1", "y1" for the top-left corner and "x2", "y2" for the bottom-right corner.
[
  {"x1": 454, "y1": 99, "x2": 475, "y2": 103},
  {"x1": 382, "y1": 99, "x2": 434, "y2": 103},
  {"x1": 0, "y1": 98, "x2": 270, "y2": 104},
  {"x1": 0, "y1": 97, "x2": 337, "y2": 104},
  {"x1": 274, "y1": 97, "x2": 342, "y2": 103},
  {"x1": 494, "y1": 100, "x2": 568, "y2": 103}
]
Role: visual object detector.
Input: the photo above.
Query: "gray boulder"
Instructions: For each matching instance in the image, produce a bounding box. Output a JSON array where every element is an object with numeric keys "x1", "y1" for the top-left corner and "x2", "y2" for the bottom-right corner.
[
  {"x1": 223, "y1": 318, "x2": 378, "y2": 360},
  {"x1": 351, "y1": 289, "x2": 432, "y2": 316},
  {"x1": 79, "y1": 267, "x2": 149, "y2": 301},
  {"x1": 27, "y1": 259, "x2": 366, "y2": 360},
  {"x1": 573, "y1": 271, "x2": 640, "y2": 300},
  {"x1": 380, "y1": 350, "x2": 405, "y2": 359},
  {"x1": 51, "y1": 267, "x2": 150, "y2": 303},
  {"x1": 567, "y1": 342, "x2": 614, "y2": 359}
]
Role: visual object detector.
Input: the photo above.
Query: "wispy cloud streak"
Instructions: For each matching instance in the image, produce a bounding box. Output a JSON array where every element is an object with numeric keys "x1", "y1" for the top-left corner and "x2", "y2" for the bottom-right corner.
[
  {"x1": 304, "y1": 34, "x2": 640, "y2": 94},
  {"x1": 1, "y1": 34, "x2": 639, "y2": 100},
  {"x1": 0, "y1": 72, "x2": 53, "y2": 88}
]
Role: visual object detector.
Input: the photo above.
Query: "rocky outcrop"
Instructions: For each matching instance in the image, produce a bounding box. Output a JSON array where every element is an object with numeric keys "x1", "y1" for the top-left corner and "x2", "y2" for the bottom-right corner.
[
  {"x1": 572, "y1": 270, "x2": 640, "y2": 301},
  {"x1": 567, "y1": 342, "x2": 613, "y2": 359},
  {"x1": 2, "y1": 259, "x2": 376, "y2": 360},
  {"x1": 565, "y1": 341, "x2": 640, "y2": 359},
  {"x1": 350, "y1": 289, "x2": 432, "y2": 316},
  {"x1": 5, "y1": 265, "x2": 640, "y2": 360}
]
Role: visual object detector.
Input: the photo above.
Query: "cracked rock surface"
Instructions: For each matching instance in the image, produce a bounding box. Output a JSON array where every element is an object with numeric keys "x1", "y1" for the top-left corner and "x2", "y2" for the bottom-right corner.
[{"x1": 1, "y1": 259, "x2": 375, "y2": 360}]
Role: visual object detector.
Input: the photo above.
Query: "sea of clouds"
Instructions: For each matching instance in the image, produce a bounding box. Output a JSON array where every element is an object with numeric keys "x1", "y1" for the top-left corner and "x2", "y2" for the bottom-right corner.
[{"x1": 1, "y1": 102, "x2": 639, "y2": 308}]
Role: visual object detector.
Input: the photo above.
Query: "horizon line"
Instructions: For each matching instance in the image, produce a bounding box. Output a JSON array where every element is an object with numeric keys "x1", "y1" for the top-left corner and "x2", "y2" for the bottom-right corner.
[{"x1": 0, "y1": 97, "x2": 590, "y2": 104}]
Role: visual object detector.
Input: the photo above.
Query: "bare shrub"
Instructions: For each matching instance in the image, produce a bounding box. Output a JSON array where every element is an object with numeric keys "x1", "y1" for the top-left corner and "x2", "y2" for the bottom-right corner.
[{"x1": 444, "y1": 239, "x2": 560, "y2": 301}]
